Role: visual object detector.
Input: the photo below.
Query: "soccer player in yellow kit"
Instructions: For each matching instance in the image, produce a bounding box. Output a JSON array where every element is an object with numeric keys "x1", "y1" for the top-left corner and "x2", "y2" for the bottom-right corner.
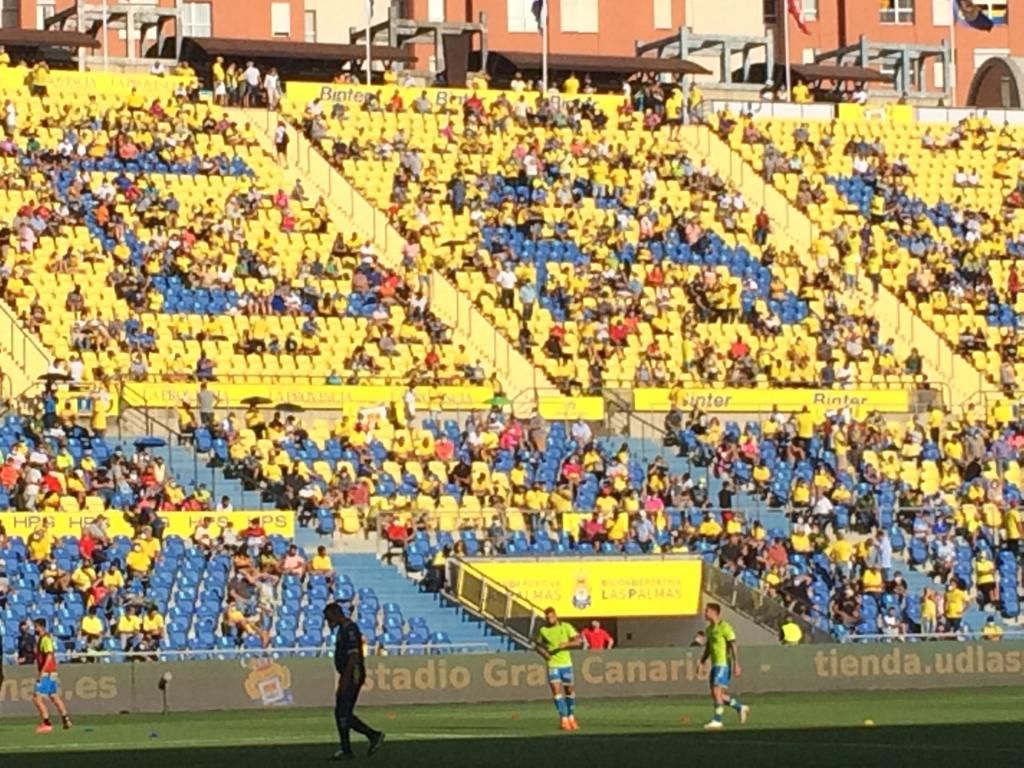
[
  {"x1": 535, "y1": 607, "x2": 583, "y2": 731},
  {"x1": 699, "y1": 602, "x2": 749, "y2": 729}
]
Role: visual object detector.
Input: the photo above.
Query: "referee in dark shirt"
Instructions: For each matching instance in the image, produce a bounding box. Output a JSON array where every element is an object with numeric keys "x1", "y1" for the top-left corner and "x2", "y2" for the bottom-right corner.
[{"x1": 325, "y1": 602, "x2": 385, "y2": 760}]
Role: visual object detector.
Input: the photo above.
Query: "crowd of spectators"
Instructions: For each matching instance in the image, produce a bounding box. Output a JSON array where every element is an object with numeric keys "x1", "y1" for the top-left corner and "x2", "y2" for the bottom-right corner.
[{"x1": 289, "y1": 79, "x2": 920, "y2": 395}]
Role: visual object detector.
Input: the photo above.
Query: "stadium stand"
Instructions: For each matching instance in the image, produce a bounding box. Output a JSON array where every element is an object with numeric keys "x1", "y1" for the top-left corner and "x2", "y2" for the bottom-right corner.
[
  {"x1": 1, "y1": 62, "x2": 1022, "y2": 658},
  {"x1": 0, "y1": 84, "x2": 487, "y2": 392},
  {"x1": 719, "y1": 110, "x2": 1022, "y2": 393},
  {"x1": 285, "y1": 89, "x2": 927, "y2": 393},
  {"x1": 273, "y1": 86, "x2": 1024, "y2": 641}
]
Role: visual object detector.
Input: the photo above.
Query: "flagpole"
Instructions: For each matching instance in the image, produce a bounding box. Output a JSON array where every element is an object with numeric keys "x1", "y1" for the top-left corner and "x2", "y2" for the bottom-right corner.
[
  {"x1": 783, "y1": 9, "x2": 792, "y2": 101},
  {"x1": 365, "y1": 0, "x2": 373, "y2": 86},
  {"x1": 542, "y1": 0, "x2": 550, "y2": 94},
  {"x1": 948, "y1": 5, "x2": 958, "y2": 107}
]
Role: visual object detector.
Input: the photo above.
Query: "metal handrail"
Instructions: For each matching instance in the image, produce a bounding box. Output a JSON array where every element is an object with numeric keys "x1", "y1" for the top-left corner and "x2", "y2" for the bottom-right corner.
[
  {"x1": 838, "y1": 631, "x2": 1024, "y2": 643},
  {"x1": 1, "y1": 642, "x2": 495, "y2": 665},
  {"x1": 446, "y1": 556, "x2": 545, "y2": 648}
]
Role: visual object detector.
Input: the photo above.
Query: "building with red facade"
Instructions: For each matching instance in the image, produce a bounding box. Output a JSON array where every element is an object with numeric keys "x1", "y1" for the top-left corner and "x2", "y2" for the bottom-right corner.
[{"x1": 4, "y1": 1, "x2": 1020, "y2": 104}]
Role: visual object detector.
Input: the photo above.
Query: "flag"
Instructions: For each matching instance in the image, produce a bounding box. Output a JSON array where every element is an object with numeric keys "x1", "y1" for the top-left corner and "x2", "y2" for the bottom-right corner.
[
  {"x1": 531, "y1": 0, "x2": 546, "y2": 32},
  {"x1": 787, "y1": 0, "x2": 811, "y2": 35},
  {"x1": 954, "y1": 0, "x2": 994, "y2": 31}
]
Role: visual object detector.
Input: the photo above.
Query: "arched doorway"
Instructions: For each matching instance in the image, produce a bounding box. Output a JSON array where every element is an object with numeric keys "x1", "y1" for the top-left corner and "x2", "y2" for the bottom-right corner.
[{"x1": 967, "y1": 57, "x2": 1024, "y2": 108}]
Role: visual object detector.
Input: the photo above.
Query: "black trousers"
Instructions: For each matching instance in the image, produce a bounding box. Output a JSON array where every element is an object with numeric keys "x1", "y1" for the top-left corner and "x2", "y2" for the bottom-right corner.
[{"x1": 335, "y1": 682, "x2": 375, "y2": 753}]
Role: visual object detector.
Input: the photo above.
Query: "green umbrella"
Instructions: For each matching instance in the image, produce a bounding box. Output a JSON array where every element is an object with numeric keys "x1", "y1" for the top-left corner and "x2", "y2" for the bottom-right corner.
[{"x1": 487, "y1": 395, "x2": 512, "y2": 408}]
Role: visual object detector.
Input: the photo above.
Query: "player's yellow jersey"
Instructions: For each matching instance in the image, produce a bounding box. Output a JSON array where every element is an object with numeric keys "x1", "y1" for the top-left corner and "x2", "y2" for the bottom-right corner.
[{"x1": 537, "y1": 622, "x2": 578, "y2": 669}]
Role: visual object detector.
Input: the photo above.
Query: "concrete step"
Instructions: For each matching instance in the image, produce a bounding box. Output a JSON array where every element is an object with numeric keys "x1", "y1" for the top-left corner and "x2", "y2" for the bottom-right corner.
[{"x1": 330, "y1": 554, "x2": 509, "y2": 650}]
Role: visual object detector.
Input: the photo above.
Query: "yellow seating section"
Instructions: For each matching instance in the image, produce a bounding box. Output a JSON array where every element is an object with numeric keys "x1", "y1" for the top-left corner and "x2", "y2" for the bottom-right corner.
[
  {"x1": 721, "y1": 112, "x2": 1024, "y2": 387},
  {"x1": 0, "y1": 89, "x2": 479, "y2": 386},
  {"x1": 284, "y1": 100, "x2": 921, "y2": 389}
]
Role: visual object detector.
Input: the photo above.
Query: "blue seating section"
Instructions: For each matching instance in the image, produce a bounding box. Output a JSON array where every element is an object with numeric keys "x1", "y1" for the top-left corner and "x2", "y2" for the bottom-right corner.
[
  {"x1": 479, "y1": 225, "x2": 809, "y2": 325},
  {"x1": 0, "y1": 535, "x2": 453, "y2": 660}
]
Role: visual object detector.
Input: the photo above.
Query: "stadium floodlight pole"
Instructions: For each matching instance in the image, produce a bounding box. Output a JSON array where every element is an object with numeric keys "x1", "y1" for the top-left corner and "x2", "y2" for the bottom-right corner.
[
  {"x1": 948, "y1": 6, "x2": 958, "y2": 107},
  {"x1": 365, "y1": 0, "x2": 373, "y2": 86},
  {"x1": 782, "y1": 7, "x2": 792, "y2": 101},
  {"x1": 101, "y1": 0, "x2": 109, "y2": 72},
  {"x1": 542, "y1": 0, "x2": 550, "y2": 95}
]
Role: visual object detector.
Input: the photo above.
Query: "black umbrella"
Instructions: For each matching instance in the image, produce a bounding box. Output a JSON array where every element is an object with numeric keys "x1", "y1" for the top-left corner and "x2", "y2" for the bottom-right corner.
[
  {"x1": 275, "y1": 403, "x2": 306, "y2": 413},
  {"x1": 241, "y1": 396, "x2": 273, "y2": 406},
  {"x1": 38, "y1": 372, "x2": 71, "y2": 383},
  {"x1": 134, "y1": 436, "x2": 168, "y2": 449}
]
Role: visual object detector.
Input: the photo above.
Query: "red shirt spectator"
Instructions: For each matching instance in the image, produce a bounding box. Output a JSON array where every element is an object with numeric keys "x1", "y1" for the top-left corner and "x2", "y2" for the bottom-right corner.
[
  {"x1": 729, "y1": 338, "x2": 750, "y2": 360},
  {"x1": 435, "y1": 437, "x2": 455, "y2": 461},
  {"x1": 581, "y1": 620, "x2": 615, "y2": 650},
  {"x1": 386, "y1": 520, "x2": 409, "y2": 546},
  {"x1": 79, "y1": 533, "x2": 96, "y2": 561},
  {"x1": 241, "y1": 519, "x2": 267, "y2": 541},
  {"x1": 0, "y1": 459, "x2": 17, "y2": 489},
  {"x1": 349, "y1": 481, "x2": 370, "y2": 507}
]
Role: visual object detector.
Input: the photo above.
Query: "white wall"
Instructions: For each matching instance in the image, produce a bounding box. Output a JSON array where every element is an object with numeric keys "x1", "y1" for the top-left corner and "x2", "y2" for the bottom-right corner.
[{"x1": 304, "y1": 0, "x2": 390, "y2": 44}]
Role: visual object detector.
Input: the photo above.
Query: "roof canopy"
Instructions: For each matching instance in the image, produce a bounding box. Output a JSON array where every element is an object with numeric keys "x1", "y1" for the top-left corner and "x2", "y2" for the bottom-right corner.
[
  {"x1": 790, "y1": 64, "x2": 892, "y2": 84},
  {"x1": 182, "y1": 37, "x2": 414, "y2": 64},
  {"x1": 486, "y1": 51, "x2": 711, "y2": 77},
  {"x1": 0, "y1": 29, "x2": 99, "y2": 49}
]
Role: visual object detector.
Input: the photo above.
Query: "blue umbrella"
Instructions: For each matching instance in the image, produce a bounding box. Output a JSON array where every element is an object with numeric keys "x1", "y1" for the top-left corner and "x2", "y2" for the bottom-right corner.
[{"x1": 134, "y1": 437, "x2": 168, "y2": 449}]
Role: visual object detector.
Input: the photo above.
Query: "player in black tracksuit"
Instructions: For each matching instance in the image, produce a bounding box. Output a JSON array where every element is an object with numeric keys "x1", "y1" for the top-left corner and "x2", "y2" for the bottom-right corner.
[{"x1": 325, "y1": 602, "x2": 385, "y2": 761}]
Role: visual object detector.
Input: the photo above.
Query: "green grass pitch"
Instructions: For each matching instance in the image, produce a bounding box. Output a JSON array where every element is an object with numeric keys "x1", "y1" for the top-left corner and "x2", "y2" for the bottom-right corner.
[{"x1": 1, "y1": 689, "x2": 1022, "y2": 767}]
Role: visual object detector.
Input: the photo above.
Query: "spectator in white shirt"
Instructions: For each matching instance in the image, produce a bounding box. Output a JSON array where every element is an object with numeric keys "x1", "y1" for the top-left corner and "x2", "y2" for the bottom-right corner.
[
  {"x1": 496, "y1": 264, "x2": 517, "y2": 309},
  {"x1": 242, "y1": 61, "x2": 261, "y2": 107},
  {"x1": 263, "y1": 67, "x2": 282, "y2": 110}
]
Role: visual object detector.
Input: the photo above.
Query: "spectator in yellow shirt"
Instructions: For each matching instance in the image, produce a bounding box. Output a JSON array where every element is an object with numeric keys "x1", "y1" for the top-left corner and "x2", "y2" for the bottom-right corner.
[
  {"x1": 310, "y1": 545, "x2": 335, "y2": 586},
  {"x1": 861, "y1": 564, "x2": 884, "y2": 596},
  {"x1": 117, "y1": 606, "x2": 143, "y2": 652},
  {"x1": 142, "y1": 607, "x2": 166, "y2": 652},
  {"x1": 80, "y1": 607, "x2": 105, "y2": 653},
  {"x1": 944, "y1": 580, "x2": 968, "y2": 631},
  {"x1": 126, "y1": 544, "x2": 153, "y2": 579},
  {"x1": 982, "y1": 616, "x2": 1004, "y2": 641}
]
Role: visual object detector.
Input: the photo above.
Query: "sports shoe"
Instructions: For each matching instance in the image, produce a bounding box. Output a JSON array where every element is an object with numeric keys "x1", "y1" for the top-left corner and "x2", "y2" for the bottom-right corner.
[
  {"x1": 330, "y1": 750, "x2": 355, "y2": 761},
  {"x1": 62, "y1": 716, "x2": 73, "y2": 730},
  {"x1": 368, "y1": 731, "x2": 386, "y2": 757},
  {"x1": 703, "y1": 720, "x2": 724, "y2": 730},
  {"x1": 560, "y1": 716, "x2": 572, "y2": 731},
  {"x1": 35, "y1": 724, "x2": 53, "y2": 734},
  {"x1": 568, "y1": 716, "x2": 579, "y2": 730},
  {"x1": 739, "y1": 706, "x2": 750, "y2": 724}
]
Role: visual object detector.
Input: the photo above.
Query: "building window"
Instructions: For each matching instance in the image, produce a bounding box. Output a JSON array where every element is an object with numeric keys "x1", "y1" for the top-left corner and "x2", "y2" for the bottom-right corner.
[
  {"x1": 304, "y1": 10, "x2": 316, "y2": 42},
  {"x1": 181, "y1": 1, "x2": 212, "y2": 37},
  {"x1": 507, "y1": 0, "x2": 539, "y2": 33},
  {"x1": 561, "y1": 0, "x2": 598, "y2": 33},
  {"x1": 271, "y1": 2, "x2": 291, "y2": 37},
  {"x1": 763, "y1": 0, "x2": 777, "y2": 22},
  {"x1": 798, "y1": 0, "x2": 818, "y2": 21},
  {"x1": 36, "y1": 0, "x2": 56, "y2": 29},
  {"x1": 427, "y1": 0, "x2": 445, "y2": 22},
  {"x1": 978, "y1": 1, "x2": 1008, "y2": 24},
  {"x1": 653, "y1": 0, "x2": 672, "y2": 29},
  {"x1": 880, "y1": 0, "x2": 914, "y2": 24},
  {"x1": 879, "y1": 58, "x2": 918, "y2": 88}
]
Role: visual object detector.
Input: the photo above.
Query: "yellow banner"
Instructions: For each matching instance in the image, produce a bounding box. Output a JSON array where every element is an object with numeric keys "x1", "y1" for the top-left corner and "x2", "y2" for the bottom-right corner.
[
  {"x1": 464, "y1": 557, "x2": 702, "y2": 618},
  {"x1": 634, "y1": 387, "x2": 910, "y2": 414},
  {"x1": 0, "y1": 510, "x2": 294, "y2": 541},
  {"x1": 124, "y1": 381, "x2": 494, "y2": 412},
  {"x1": 285, "y1": 81, "x2": 628, "y2": 119},
  {"x1": 537, "y1": 395, "x2": 605, "y2": 421},
  {"x1": 0, "y1": 67, "x2": 186, "y2": 98}
]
